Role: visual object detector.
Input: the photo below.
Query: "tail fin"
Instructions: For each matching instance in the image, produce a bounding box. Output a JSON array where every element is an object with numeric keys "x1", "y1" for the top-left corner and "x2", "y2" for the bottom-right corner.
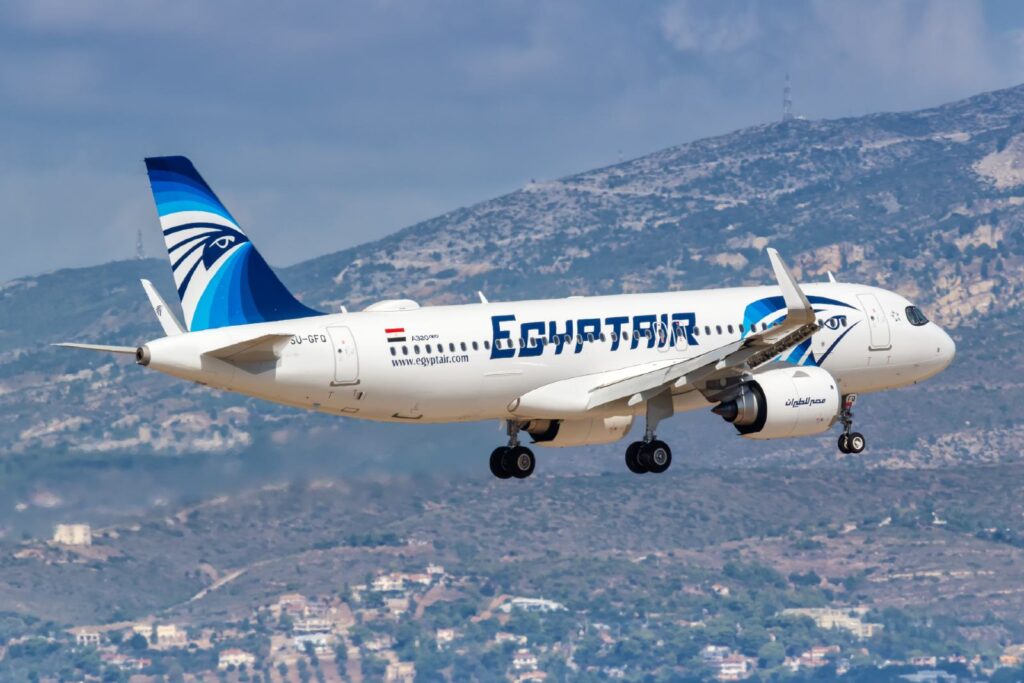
[{"x1": 144, "y1": 156, "x2": 321, "y2": 331}]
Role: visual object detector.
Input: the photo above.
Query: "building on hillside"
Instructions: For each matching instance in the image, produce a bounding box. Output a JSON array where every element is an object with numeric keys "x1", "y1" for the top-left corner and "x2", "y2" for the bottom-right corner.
[
  {"x1": 385, "y1": 661, "x2": 416, "y2": 683},
  {"x1": 515, "y1": 672, "x2": 548, "y2": 682},
  {"x1": 436, "y1": 628, "x2": 459, "y2": 649},
  {"x1": 292, "y1": 617, "x2": 332, "y2": 634},
  {"x1": 500, "y1": 597, "x2": 566, "y2": 614},
  {"x1": 512, "y1": 648, "x2": 538, "y2": 671},
  {"x1": 702, "y1": 645, "x2": 731, "y2": 663},
  {"x1": 293, "y1": 632, "x2": 334, "y2": 654},
  {"x1": 101, "y1": 653, "x2": 151, "y2": 671},
  {"x1": 364, "y1": 634, "x2": 394, "y2": 652},
  {"x1": 400, "y1": 572, "x2": 432, "y2": 586},
  {"x1": 711, "y1": 583, "x2": 731, "y2": 597},
  {"x1": 426, "y1": 563, "x2": 445, "y2": 576},
  {"x1": 74, "y1": 631, "x2": 101, "y2": 647},
  {"x1": 218, "y1": 648, "x2": 256, "y2": 670},
  {"x1": 715, "y1": 654, "x2": 752, "y2": 681},
  {"x1": 385, "y1": 597, "x2": 410, "y2": 616},
  {"x1": 155, "y1": 624, "x2": 187, "y2": 647},
  {"x1": 780, "y1": 607, "x2": 883, "y2": 639},
  {"x1": 911, "y1": 655, "x2": 938, "y2": 667},
  {"x1": 495, "y1": 632, "x2": 528, "y2": 646},
  {"x1": 372, "y1": 574, "x2": 406, "y2": 592},
  {"x1": 53, "y1": 523, "x2": 91, "y2": 546}
]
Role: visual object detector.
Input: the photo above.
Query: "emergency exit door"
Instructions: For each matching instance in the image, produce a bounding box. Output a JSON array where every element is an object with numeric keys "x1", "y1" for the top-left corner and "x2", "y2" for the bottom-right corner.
[{"x1": 327, "y1": 326, "x2": 360, "y2": 385}]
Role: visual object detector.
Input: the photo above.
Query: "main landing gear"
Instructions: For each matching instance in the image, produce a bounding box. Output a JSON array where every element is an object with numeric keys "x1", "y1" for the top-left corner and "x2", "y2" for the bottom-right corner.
[
  {"x1": 837, "y1": 393, "x2": 866, "y2": 454},
  {"x1": 489, "y1": 421, "x2": 536, "y2": 479},
  {"x1": 624, "y1": 389, "x2": 674, "y2": 475}
]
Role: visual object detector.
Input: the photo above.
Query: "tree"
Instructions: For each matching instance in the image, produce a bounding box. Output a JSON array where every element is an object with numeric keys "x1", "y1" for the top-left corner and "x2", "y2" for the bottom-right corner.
[{"x1": 127, "y1": 633, "x2": 149, "y2": 651}]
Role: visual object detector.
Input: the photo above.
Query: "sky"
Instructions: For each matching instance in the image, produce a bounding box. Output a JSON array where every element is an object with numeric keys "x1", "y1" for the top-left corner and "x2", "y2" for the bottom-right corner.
[{"x1": 1, "y1": 0, "x2": 1024, "y2": 281}]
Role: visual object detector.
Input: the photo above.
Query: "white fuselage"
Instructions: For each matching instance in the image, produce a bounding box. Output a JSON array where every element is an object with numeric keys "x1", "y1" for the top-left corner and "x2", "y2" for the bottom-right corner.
[{"x1": 140, "y1": 281, "x2": 956, "y2": 428}]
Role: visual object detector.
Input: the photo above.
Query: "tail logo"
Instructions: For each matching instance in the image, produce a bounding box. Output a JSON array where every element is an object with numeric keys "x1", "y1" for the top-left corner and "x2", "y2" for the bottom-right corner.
[{"x1": 164, "y1": 222, "x2": 250, "y2": 300}]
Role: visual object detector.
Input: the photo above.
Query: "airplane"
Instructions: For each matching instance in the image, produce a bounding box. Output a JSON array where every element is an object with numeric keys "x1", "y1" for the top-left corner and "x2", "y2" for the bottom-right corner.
[{"x1": 59, "y1": 156, "x2": 956, "y2": 479}]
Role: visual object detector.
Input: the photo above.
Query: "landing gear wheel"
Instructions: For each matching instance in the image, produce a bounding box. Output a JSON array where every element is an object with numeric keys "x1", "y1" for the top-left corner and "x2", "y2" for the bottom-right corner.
[
  {"x1": 504, "y1": 446, "x2": 536, "y2": 479},
  {"x1": 644, "y1": 440, "x2": 672, "y2": 474},
  {"x1": 847, "y1": 432, "x2": 866, "y2": 454},
  {"x1": 489, "y1": 447, "x2": 512, "y2": 479},
  {"x1": 625, "y1": 441, "x2": 646, "y2": 474},
  {"x1": 838, "y1": 434, "x2": 851, "y2": 454}
]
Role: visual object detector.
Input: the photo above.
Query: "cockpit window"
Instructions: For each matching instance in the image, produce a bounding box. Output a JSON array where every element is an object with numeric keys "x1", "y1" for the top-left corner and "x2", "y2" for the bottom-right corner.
[{"x1": 906, "y1": 306, "x2": 929, "y2": 326}]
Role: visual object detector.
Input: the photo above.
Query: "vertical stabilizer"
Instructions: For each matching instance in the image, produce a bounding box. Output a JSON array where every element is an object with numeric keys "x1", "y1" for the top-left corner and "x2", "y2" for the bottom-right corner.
[{"x1": 144, "y1": 156, "x2": 321, "y2": 331}]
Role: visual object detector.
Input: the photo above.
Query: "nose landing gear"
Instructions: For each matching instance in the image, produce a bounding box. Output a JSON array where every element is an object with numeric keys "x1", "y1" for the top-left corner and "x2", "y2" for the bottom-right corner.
[
  {"x1": 837, "y1": 394, "x2": 866, "y2": 454},
  {"x1": 489, "y1": 421, "x2": 536, "y2": 479}
]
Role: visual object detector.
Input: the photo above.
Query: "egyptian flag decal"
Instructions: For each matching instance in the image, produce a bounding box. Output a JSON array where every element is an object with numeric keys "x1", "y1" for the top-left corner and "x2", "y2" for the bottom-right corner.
[{"x1": 386, "y1": 327, "x2": 406, "y2": 343}]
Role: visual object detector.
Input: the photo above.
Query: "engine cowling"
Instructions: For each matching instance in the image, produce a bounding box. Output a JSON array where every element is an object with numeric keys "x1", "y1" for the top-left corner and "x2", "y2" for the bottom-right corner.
[
  {"x1": 525, "y1": 416, "x2": 634, "y2": 448},
  {"x1": 712, "y1": 365, "x2": 840, "y2": 440}
]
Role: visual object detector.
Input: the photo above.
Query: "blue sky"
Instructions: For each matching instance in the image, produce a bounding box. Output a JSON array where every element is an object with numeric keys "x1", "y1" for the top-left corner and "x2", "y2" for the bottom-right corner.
[{"x1": 1, "y1": 0, "x2": 1023, "y2": 281}]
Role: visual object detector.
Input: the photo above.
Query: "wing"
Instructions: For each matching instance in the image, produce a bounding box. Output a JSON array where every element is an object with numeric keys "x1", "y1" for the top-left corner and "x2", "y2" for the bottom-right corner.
[{"x1": 512, "y1": 249, "x2": 821, "y2": 417}]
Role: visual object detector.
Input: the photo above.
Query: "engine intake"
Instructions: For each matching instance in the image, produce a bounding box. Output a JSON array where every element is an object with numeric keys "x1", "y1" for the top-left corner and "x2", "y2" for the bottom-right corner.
[{"x1": 713, "y1": 365, "x2": 840, "y2": 440}]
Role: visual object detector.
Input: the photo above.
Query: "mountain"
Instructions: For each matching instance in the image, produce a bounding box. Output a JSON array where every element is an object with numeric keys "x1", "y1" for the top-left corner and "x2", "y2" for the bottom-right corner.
[{"x1": 2, "y1": 83, "x2": 1024, "y2": 486}]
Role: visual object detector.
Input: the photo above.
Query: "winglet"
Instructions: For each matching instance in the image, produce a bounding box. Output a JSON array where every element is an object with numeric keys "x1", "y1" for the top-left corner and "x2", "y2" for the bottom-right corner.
[
  {"x1": 766, "y1": 248, "x2": 815, "y2": 326},
  {"x1": 140, "y1": 279, "x2": 185, "y2": 336}
]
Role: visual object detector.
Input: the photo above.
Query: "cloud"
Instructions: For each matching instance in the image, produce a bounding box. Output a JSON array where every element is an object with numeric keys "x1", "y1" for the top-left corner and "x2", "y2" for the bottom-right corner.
[{"x1": 660, "y1": 0, "x2": 761, "y2": 54}]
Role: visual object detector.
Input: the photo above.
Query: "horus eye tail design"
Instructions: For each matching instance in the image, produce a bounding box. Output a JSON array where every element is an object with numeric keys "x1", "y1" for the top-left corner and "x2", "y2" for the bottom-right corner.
[{"x1": 144, "y1": 156, "x2": 322, "y2": 331}]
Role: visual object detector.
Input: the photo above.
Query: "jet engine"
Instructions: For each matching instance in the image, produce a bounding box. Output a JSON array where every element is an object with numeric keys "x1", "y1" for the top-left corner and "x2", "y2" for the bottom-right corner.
[
  {"x1": 712, "y1": 365, "x2": 840, "y2": 440},
  {"x1": 525, "y1": 416, "x2": 634, "y2": 448}
]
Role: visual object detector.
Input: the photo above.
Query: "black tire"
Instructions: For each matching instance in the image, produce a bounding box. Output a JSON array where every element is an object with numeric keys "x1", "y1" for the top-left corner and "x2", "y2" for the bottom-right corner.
[
  {"x1": 625, "y1": 441, "x2": 646, "y2": 474},
  {"x1": 506, "y1": 446, "x2": 535, "y2": 479},
  {"x1": 489, "y1": 447, "x2": 512, "y2": 479},
  {"x1": 645, "y1": 440, "x2": 672, "y2": 474},
  {"x1": 838, "y1": 434, "x2": 851, "y2": 454},
  {"x1": 847, "y1": 432, "x2": 866, "y2": 454}
]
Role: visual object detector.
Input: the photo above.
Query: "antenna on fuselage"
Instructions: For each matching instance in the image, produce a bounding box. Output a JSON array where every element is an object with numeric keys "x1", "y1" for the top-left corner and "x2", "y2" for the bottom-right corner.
[
  {"x1": 477, "y1": 291, "x2": 489, "y2": 304},
  {"x1": 826, "y1": 271, "x2": 837, "y2": 283}
]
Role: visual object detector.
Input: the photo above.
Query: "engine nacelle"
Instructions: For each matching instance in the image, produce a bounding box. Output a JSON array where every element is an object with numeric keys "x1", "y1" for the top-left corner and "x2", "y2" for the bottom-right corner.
[
  {"x1": 712, "y1": 365, "x2": 840, "y2": 440},
  {"x1": 526, "y1": 416, "x2": 634, "y2": 448}
]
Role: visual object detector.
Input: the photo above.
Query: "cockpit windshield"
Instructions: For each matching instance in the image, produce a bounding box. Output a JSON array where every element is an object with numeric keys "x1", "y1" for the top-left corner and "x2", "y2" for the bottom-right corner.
[{"x1": 905, "y1": 305, "x2": 929, "y2": 326}]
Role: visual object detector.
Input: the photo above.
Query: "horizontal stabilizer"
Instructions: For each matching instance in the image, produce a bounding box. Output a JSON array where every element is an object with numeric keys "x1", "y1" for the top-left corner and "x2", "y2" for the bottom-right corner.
[
  {"x1": 201, "y1": 333, "x2": 294, "y2": 364},
  {"x1": 54, "y1": 343, "x2": 137, "y2": 355}
]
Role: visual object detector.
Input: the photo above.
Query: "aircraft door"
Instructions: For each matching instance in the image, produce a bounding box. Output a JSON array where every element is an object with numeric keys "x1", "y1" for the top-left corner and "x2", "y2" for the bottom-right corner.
[
  {"x1": 856, "y1": 293, "x2": 891, "y2": 350},
  {"x1": 327, "y1": 326, "x2": 360, "y2": 385}
]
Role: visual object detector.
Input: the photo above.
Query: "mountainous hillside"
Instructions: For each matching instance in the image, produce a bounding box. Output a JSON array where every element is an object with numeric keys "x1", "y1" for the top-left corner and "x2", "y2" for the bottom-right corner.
[{"x1": 2, "y1": 84, "x2": 1023, "y2": 481}]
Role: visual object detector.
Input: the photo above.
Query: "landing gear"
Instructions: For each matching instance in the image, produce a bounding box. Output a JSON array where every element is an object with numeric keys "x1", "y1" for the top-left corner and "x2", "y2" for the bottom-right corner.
[
  {"x1": 837, "y1": 394, "x2": 866, "y2": 454},
  {"x1": 489, "y1": 422, "x2": 536, "y2": 479},
  {"x1": 625, "y1": 390, "x2": 674, "y2": 474}
]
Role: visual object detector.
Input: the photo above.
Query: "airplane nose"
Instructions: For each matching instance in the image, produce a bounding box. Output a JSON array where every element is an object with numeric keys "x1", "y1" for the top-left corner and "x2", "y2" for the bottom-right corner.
[{"x1": 935, "y1": 327, "x2": 956, "y2": 370}]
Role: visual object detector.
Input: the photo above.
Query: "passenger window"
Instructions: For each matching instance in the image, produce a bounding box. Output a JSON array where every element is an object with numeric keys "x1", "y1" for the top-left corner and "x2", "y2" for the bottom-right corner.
[
  {"x1": 739, "y1": 323, "x2": 744, "y2": 333},
  {"x1": 460, "y1": 342, "x2": 467, "y2": 352},
  {"x1": 425, "y1": 344, "x2": 431, "y2": 353},
  {"x1": 390, "y1": 347, "x2": 396, "y2": 356},
  {"x1": 449, "y1": 343, "x2": 455, "y2": 352},
  {"x1": 472, "y1": 341, "x2": 479, "y2": 351},
  {"x1": 693, "y1": 327, "x2": 699, "y2": 337},
  {"x1": 600, "y1": 333, "x2": 606, "y2": 342},
  {"x1": 727, "y1": 324, "x2": 734, "y2": 334},
  {"x1": 622, "y1": 331, "x2": 630, "y2": 341},
  {"x1": 414, "y1": 345, "x2": 420, "y2": 354},
  {"x1": 715, "y1": 325, "x2": 722, "y2": 335},
  {"x1": 586, "y1": 333, "x2": 594, "y2": 342},
  {"x1": 564, "y1": 334, "x2": 572, "y2": 343},
  {"x1": 402, "y1": 345, "x2": 409, "y2": 355},
  {"x1": 484, "y1": 340, "x2": 491, "y2": 350},
  {"x1": 841, "y1": 318, "x2": 847, "y2": 327},
  {"x1": 704, "y1": 326, "x2": 711, "y2": 336}
]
